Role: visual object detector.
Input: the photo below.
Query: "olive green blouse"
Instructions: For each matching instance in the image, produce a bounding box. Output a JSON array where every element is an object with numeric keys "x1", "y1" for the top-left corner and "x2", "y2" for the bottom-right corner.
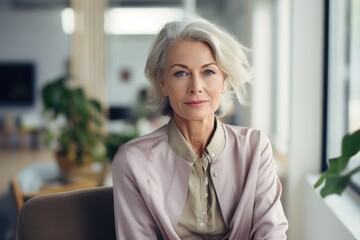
[{"x1": 168, "y1": 118, "x2": 229, "y2": 239}]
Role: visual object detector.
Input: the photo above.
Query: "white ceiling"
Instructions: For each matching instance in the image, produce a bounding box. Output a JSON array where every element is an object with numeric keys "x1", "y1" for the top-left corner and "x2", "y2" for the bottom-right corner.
[
  {"x1": 2, "y1": 0, "x2": 183, "y2": 8},
  {"x1": 0, "y1": 0, "x2": 223, "y2": 8}
]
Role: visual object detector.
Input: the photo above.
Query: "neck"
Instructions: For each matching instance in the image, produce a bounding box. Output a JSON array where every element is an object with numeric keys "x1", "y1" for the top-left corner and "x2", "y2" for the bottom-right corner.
[{"x1": 173, "y1": 116, "x2": 216, "y2": 158}]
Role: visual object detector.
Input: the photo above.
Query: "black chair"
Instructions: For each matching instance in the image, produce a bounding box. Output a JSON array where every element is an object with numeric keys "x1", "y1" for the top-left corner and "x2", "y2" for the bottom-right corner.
[{"x1": 17, "y1": 186, "x2": 116, "y2": 240}]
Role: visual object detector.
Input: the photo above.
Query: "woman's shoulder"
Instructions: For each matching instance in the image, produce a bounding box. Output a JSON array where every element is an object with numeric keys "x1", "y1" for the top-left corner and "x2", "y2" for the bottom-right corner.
[
  {"x1": 112, "y1": 124, "x2": 169, "y2": 168},
  {"x1": 122, "y1": 124, "x2": 168, "y2": 151},
  {"x1": 112, "y1": 123, "x2": 175, "y2": 175},
  {"x1": 222, "y1": 123, "x2": 271, "y2": 144},
  {"x1": 221, "y1": 124, "x2": 273, "y2": 165}
]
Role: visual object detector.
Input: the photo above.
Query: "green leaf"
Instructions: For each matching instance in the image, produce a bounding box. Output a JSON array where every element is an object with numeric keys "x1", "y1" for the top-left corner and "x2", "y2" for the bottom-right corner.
[
  {"x1": 90, "y1": 99, "x2": 103, "y2": 113},
  {"x1": 320, "y1": 174, "x2": 351, "y2": 198},
  {"x1": 314, "y1": 129, "x2": 360, "y2": 197},
  {"x1": 342, "y1": 130, "x2": 360, "y2": 158},
  {"x1": 313, "y1": 173, "x2": 328, "y2": 188}
]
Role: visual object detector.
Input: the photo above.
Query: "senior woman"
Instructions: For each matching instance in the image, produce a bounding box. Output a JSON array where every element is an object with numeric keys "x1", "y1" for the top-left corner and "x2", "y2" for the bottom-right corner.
[{"x1": 112, "y1": 16, "x2": 288, "y2": 240}]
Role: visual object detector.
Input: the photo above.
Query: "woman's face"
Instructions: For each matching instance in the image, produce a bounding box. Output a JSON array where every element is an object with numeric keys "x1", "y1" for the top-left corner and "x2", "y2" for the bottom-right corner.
[{"x1": 161, "y1": 40, "x2": 225, "y2": 124}]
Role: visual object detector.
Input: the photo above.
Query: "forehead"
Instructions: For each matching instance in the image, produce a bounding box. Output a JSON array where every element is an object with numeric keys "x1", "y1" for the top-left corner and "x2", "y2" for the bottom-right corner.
[{"x1": 165, "y1": 40, "x2": 216, "y2": 66}]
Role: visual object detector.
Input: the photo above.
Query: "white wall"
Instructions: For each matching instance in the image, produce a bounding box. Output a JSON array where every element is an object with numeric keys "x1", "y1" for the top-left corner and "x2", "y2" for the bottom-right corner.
[
  {"x1": 106, "y1": 35, "x2": 155, "y2": 108},
  {"x1": 220, "y1": 0, "x2": 253, "y2": 127},
  {"x1": 0, "y1": 6, "x2": 156, "y2": 124},
  {"x1": 286, "y1": 0, "x2": 324, "y2": 239},
  {"x1": 0, "y1": 6, "x2": 70, "y2": 121},
  {"x1": 250, "y1": 0, "x2": 273, "y2": 136}
]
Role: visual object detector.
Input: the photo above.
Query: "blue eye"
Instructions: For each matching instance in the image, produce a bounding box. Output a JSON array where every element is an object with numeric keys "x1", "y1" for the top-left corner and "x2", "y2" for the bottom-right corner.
[
  {"x1": 174, "y1": 71, "x2": 188, "y2": 77},
  {"x1": 204, "y1": 70, "x2": 215, "y2": 76}
]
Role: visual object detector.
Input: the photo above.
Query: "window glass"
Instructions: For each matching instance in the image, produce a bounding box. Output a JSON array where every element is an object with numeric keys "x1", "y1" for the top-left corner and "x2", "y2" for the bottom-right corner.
[
  {"x1": 348, "y1": 0, "x2": 360, "y2": 190},
  {"x1": 326, "y1": 0, "x2": 360, "y2": 192},
  {"x1": 348, "y1": 0, "x2": 360, "y2": 133},
  {"x1": 272, "y1": 0, "x2": 290, "y2": 155}
]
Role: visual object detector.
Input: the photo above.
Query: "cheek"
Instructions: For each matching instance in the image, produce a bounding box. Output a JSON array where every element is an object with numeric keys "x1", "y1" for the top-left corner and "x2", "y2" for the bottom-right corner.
[
  {"x1": 211, "y1": 79, "x2": 225, "y2": 95},
  {"x1": 165, "y1": 80, "x2": 186, "y2": 96},
  {"x1": 167, "y1": 88, "x2": 182, "y2": 102},
  {"x1": 209, "y1": 82, "x2": 225, "y2": 104},
  {"x1": 213, "y1": 90, "x2": 223, "y2": 103}
]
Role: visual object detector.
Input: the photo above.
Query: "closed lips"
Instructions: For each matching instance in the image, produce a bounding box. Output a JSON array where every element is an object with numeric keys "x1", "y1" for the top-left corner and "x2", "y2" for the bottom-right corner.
[{"x1": 185, "y1": 100, "x2": 209, "y2": 104}]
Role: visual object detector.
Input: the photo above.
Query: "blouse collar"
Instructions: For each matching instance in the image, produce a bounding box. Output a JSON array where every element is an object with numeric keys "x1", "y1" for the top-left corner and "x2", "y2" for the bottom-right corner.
[{"x1": 168, "y1": 117, "x2": 225, "y2": 163}]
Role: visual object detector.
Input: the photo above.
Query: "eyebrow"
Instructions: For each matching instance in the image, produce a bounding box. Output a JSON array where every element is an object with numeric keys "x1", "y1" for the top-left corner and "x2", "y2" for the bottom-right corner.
[{"x1": 170, "y1": 63, "x2": 218, "y2": 69}]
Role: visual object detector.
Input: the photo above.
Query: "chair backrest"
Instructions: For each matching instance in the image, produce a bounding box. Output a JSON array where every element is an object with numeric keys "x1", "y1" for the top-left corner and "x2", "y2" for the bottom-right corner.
[{"x1": 17, "y1": 186, "x2": 116, "y2": 240}]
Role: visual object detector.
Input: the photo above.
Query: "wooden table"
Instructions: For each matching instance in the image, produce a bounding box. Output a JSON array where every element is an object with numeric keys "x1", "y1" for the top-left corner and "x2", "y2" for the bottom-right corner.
[{"x1": 1, "y1": 149, "x2": 111, "y2": 209}]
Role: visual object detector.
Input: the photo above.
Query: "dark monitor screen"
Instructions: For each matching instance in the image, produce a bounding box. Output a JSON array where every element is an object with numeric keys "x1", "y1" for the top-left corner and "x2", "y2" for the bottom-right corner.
[{"x1": 0, "y1": 62, "x2": 35, "y2": 107}]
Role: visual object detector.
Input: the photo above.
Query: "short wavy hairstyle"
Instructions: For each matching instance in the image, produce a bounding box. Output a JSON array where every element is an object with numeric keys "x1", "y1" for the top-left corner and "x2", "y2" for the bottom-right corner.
[{"x1": 144, "y1": 16, "x2": 252, "y2": 117}]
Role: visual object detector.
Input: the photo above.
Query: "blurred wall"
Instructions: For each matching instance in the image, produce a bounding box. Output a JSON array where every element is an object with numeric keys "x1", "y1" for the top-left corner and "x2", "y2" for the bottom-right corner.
[
  {"x1": 0, "y1": 5, "x2": 69, "y2": 120},
  {"x1": 106, "y1": 35, "x2": 155, "y2": 108},
  {"x1": 286, "y1": 0, "x2": 324, "y2": 238}
]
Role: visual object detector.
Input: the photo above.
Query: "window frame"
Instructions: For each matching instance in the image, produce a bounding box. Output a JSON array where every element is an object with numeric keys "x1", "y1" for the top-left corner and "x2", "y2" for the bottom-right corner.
[{"x1": 322, "y1": 0, "x2": 360, "y2": 195}]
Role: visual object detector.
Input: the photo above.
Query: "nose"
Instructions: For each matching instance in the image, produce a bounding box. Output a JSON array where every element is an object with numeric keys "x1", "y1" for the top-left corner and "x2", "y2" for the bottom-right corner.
[{"x1": 189, "y1": 74, "x2": 203, "y2": 94}]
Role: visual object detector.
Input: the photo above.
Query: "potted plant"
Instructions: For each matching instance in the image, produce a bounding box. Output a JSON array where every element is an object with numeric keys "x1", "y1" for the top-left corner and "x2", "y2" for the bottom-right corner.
[
  {"x1": 314, "y1": 129, "x2": 360, "y2": 197},
  {"x1": 42, "y1": 75, "x2": 107, "y2": 180}
]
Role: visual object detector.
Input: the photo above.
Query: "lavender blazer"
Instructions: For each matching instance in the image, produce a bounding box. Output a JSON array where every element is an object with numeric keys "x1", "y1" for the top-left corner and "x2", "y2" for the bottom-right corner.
[{"x1": 112, "y1": 122, "x2": 288, "y2": 239}]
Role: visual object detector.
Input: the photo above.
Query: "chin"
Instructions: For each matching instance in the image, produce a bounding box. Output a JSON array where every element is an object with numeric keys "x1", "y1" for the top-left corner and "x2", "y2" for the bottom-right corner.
[{"x1": 176, "y1": 112, "x2": 215, "y2": 123}]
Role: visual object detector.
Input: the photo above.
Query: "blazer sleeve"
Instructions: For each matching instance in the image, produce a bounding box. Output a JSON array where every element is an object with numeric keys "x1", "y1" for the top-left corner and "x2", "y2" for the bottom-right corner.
[
  {"x1": 112, "y1": 144, "x2": 161, "y2": 240},
  {"x1": 250, "y1": 134, "x2": 288, "y2": 240}
]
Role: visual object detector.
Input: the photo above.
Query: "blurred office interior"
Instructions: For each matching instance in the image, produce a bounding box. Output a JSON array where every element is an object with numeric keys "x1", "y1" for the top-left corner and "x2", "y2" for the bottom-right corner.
[{"x1": 0, "y1": 0, "x2": 360, "y2": 239}]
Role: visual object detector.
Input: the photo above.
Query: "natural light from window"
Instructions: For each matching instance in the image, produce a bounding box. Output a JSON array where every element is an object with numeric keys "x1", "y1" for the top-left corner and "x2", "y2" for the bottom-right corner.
[{"x1": 61, "y1": 7, "x2": 185, "y2": 35}]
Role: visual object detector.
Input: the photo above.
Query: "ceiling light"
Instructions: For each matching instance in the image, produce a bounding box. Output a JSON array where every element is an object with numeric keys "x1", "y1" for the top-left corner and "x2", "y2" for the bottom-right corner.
[
  {"x1": 105, "y1": 7, "x2": 185, "y2": 35},
  {"x1": 61, "y1": 7, "x2": 185, "y2": 35},
  {"x1": 61, "y1": 8, "x2": 74, "y2": 35}
]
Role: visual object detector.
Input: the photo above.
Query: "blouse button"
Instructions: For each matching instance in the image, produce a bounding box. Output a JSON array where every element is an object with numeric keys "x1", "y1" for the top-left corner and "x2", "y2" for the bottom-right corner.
[
  {"x1": 213, "y1": 172, "x2": 218, "y2": 177},
  {"x1": 200, "y1": 222, "x2": 205, "y2": 227}
]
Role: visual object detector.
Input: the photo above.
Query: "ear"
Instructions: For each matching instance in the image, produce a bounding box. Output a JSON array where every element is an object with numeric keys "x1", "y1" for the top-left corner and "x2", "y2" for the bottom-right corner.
[{"x1": 160, "y1": 78, "x2": 169, "y2": 96}]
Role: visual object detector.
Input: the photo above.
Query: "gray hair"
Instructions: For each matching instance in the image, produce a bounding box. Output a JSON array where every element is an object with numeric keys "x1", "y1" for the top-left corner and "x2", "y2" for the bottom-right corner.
[{"x1": 144, "y1": 16, "x2": 252, "y2": 117}]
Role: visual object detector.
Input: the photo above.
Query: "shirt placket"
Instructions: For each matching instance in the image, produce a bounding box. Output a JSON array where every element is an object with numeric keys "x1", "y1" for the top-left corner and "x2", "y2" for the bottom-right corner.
[{"x1": 196, "y1": 155, "x2": 210, "y2": 233}]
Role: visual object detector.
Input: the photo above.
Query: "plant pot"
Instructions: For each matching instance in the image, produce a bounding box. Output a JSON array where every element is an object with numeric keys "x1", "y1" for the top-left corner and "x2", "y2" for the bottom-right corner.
[{"x1": 55, "y1": 152, "x2": 107, "y2": 185}]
